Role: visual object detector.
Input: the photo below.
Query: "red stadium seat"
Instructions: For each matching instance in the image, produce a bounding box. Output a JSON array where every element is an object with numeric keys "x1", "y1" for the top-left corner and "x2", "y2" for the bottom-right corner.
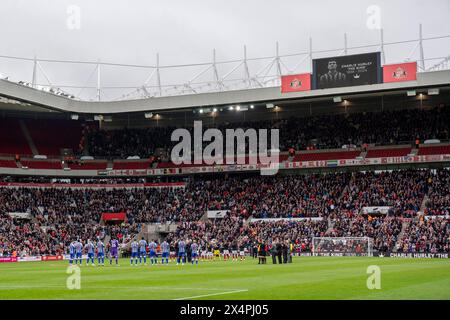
[
  {"x1": 113, "y1": 161, "x2": 150, "y2": 170},
  {"x1": 24, "y1": 119, "x2": 83, "y2": 156},
  {"x1": 366, "y1": 148, "x2": 411, "y2": 158},
  {"x1": 0, "y1": 119, "x2": 32, "y2": 155},
  {"x1": 68, "y1": 161, "x2": 107, "y2": 170},
  {"x1": 294, "y1": 151, "x2": 360, "y2": 161},
  {"x1": 21, "y1": 160, "x2": 62, "y2": 169},
  {"x1": 418, "y1": 145, "x2": 450, "y2": 155},
  {"x1": 0, "y1": 159, "x2": 18, "y2": 168}
]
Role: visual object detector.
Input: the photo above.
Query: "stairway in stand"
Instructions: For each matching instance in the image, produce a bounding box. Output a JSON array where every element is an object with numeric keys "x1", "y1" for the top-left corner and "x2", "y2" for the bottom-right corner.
[
  {"x1": 19, "y1": 119, "x2": 38, "y2": 156},
  {"x1": 419, "y1": 194, "x2": 429, "y2": 214},
  {"x1": 393, "y1": 221, "x2": 410, "y2": 253}
]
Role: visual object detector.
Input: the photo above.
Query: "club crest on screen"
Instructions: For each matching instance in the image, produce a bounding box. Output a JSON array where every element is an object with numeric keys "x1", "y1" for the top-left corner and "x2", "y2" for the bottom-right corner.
[
  {"x1": 393, "y1": 67, "x2": 407, "y2": 79},
  {"x1": 290, "y1": 78, "x2": 302, "y2": 88}
]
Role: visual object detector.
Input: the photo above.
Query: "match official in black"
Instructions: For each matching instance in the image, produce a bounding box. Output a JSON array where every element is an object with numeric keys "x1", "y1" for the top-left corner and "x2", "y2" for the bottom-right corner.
[
  {"x1": 276, "y1": 240, "x2": 283, "y2": 264},
  {"x1": 271, "y1": 241, "x2": 278, "y2": 264},
  {"x1": 282, "y1": 240, "x2": 289, "y2": 263}
]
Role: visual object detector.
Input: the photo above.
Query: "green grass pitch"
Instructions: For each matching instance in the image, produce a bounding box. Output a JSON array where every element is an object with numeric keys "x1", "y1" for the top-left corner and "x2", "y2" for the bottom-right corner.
[{"x1": 0, "y1": 257, "x2": 449, "y2": 300}]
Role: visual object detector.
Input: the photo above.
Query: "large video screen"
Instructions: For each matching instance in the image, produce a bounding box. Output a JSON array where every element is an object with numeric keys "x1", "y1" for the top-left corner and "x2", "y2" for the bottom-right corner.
[{"x1": 312, "y1": 52, "x2": 382, "y2": 89}]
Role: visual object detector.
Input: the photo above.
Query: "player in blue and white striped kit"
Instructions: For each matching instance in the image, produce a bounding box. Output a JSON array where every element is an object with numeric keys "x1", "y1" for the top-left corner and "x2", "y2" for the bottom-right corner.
[
  {"x1": 177, "y1": 239, "x2": 186, "y2": 265},
  {"x1": 138, "y1": 237, "x2": 147, "y2": 265},
  {"x1": 160, "y1": 240, "x2": 170, "y2": 265},
  {"x1": 130, "y1": 240, "x2": 139, "y2": 266},
  {"x1": 69, "y1": 240, "x2": 76, "y2": 265},
  {"x1": 97, "y1": 239, "x2": 105, "y2": 266},
  {"x1": 148, "y1": 240, "x2": 157, "y2": 265},
  {"x1": 75, "y1": 240, "x2": 83, "y2": 265},
  {"x1": 191, "y1": 240, "x2": 199, "y2": 265},
  {"x1": 85, "y1": 239, "x2": 95, "y2": 266}
]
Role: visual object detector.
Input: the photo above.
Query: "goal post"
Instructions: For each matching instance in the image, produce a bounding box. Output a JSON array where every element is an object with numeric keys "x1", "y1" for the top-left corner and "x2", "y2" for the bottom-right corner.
[{"x1": 312, "y1": 237, "x2": 374, "y2": 257}]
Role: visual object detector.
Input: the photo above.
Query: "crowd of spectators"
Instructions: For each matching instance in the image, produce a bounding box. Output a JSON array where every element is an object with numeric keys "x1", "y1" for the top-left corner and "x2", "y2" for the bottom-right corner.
[
  {"x1": 240, "y1": 219, "x2": 329, "y2": 251},
  {"x1": 166, "y1": 209, "x2": 246, "y2": 251},
  {"x1": 0, "y1": 215, "x2": 48, "y2": 256},
  {"x1": 82, "y1": 106, "x2": 450, "y2": 158},
  {"x1": 0, "y1": 168, "x2": 449, "y2": 256},
  {"x1": 424, "y1": 169, "x2": 450, "y2": 216},
  {"x1": 0, "y1": 186, "x2": 203, "y2": 225},
  {"x1": 166, "y1": 213, "x2": 328, "y2": 253},
  {"x1": 327, "y1": 214, "x2": 403, "y2": 253},
  {"x1": 0, "y1": 213, "x2": 138, "y2": 257},
  {"x1": 340, "y1": 170, "x2": 429, "y2": 217},
  {"x1": 84, "y1": 125, "x2": 175, "y2": 159},
  {"x1": 247, "y1": 173, "x2": 350, "y2": 218},
  {"x1": 396, "y1": 217, "x2": 449, "y2": 253}
]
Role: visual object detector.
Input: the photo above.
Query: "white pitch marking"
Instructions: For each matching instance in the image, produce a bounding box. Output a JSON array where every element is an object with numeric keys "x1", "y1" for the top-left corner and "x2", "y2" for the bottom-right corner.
[
  {"x1": 173, "y1": 289, "x2": 249, "y2": 300},
  {"x1": 0, "y1": 285, "x2": 246, "y2": 292}
]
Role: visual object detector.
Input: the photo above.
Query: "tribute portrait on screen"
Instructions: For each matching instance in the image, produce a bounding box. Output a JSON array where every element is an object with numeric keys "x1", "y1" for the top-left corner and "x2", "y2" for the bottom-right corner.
[
  {"x1": 313, "y1": 52, "x2": 382, "y2": 89},
  {"x1": 318, "y1": 60, "x2": 347, "y2": 86}
]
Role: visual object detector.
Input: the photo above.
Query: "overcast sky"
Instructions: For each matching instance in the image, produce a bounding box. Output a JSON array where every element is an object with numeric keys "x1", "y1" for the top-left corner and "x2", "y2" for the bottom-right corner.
[{"x1": 1, "y1": 0, "x2": 449, "y2": 100}]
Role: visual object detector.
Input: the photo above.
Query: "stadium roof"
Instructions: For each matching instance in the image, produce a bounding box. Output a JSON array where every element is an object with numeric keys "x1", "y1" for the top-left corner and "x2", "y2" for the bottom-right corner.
[{"x1": 0, "y1": 69, "x2": 449, "y2": 115}]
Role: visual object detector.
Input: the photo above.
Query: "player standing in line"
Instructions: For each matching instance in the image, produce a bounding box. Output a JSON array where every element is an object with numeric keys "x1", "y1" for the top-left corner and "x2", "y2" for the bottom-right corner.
[
  {"x1": 160, "y1": 239, "x2": 170, "y2": 265},
  {"x1": 97, "y1": 238, "x2": 105, "y2": 266},
  {"x1": 130, "y1": 240, "x2": 139, "y2": 266},
  {"x1": 207, "y1": 242, "x2": 214, "y2": 261},
  {"x1": 69, "y1": 240, "x2": 76, "y2": 265},
  {"x1": 85, "y1": 239, "x2": 95, "y2": 266},
  {"x1": 200, "y1": 245, "x2": 207, "y2": 262},
  {"x1": 148, "y1": 239, "x2": 157, "y2": 265},
  {"x1": 223, "y1": 242, "x2": 230, "y2": 261},
  {"x1": 138, "y1": 237, "x2": 148, "y2": 265},
  {"x1": 239, "y1": 243, "x2": 246, "y2": 261},
  {"x1": 75, "y1": 239, "x2": 83, "y2": 265},
  {"x1": 231, "y1": 242, "x2": 238, "y2": 261},
  {"x1": 205, "y1": 242, "x2": 213, "y2": 260},
  {"x1": 109, "y1": 238, "x2": 120, "y2": 266},
  {"x1": 169, "y1": 242, "x2": 176, "y2": 263},
  {"x1": 213, "y1": 242, "x2": 221, "y2": 261},
  {"x1": 190, "y1": 240, "x2": 199, "y2": 265},
  {"x1": 177, "y1": 239, "x2": 186, "y2": 265},
  {"x1": 197, "y1": 242, "x2": 202, "y2": 261}
]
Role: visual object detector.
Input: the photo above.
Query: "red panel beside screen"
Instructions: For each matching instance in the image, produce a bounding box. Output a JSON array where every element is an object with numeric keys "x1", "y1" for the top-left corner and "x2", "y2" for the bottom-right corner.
[
  {"x1": 281, "y1": 73, "x2": 311, "y2": 93},
  {"x1": 383, "y1": 62, "x2": 417, "y2": 83}
]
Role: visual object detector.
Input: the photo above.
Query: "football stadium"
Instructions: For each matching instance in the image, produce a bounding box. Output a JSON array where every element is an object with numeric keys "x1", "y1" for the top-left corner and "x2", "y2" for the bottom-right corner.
[{"x1": 0, "y1": 1, "x2": 449, "y2": 306}]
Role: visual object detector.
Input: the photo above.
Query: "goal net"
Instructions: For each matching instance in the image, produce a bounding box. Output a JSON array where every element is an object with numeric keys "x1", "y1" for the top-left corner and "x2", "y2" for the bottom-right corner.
[{"x1": 312, "y1": 237, "x2": 374, "y2": 257}]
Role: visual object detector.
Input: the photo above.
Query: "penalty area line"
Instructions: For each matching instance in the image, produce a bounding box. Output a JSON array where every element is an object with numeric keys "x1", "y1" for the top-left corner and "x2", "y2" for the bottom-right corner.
[{"x1": 173, "y1": 289, "x2": 249, "y2": 300}]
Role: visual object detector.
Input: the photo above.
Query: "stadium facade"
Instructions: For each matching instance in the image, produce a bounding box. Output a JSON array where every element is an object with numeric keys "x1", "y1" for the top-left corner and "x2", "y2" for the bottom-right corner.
[
  {"x1": 0, "y1": 65, "x2": 449, "y2": 177},
  {"x1": 0, "y1": 50, "x2": 449, "y2": 262}
]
